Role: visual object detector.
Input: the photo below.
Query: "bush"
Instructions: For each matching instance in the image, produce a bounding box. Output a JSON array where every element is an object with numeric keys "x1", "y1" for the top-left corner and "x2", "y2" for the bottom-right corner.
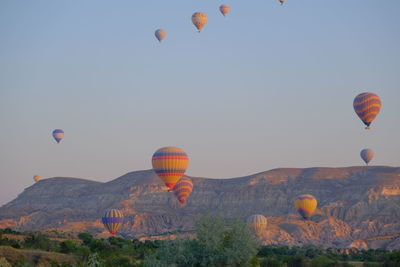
[
  {"x1": 310, "y1": 256, "x2": 335, "y2": 267},
  {"x1": 59, "y1": 240, "x2": 79, "y2": 254},
  {"x1": 260, "y1": 256, "x2": 285, "y2": 267}
]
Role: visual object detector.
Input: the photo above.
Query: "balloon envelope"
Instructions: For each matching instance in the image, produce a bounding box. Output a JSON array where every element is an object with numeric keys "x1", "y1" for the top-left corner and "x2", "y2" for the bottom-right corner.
[
  {"x1": 353, "y1": 92, "x2": 381, "y2": 129},
  {"x1": 33, "y1": 175, "x2": 41, "y2": 182},
  {"x1": 191, "y1": 12, "x2": 208, "y2": 32},
  {"x1": 360, "y1": 149, "x2": 374, "y2": 165},
  {"x1": 102, "y1": 209, "x2": 124, "y2": 235},
  {"x1": 173, "y1": 177, "x2": 193, "y2": 204},
  {"x1": 219, "y1": 4, "x2": 230, "y2": 16},
  {"x1": 247, "y1": 214, "x2": 267, "y2": 235},
  {"x1": 155, "y1": 29, "x2": 166, "y2": 42},
  {"x1": 152, "y1": 147, "x2": 189, "y2": 189},
  {"x1": 52, "y1": 129, "x2": 64, "y2": 143},
  {"x1": 294, "y1": 194, "x2": 317, "y2": 219}
]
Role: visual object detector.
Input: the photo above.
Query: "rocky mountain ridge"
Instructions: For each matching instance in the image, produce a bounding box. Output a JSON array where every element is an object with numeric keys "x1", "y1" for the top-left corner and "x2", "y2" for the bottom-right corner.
[{"x1": 1, "y1": 166, "x2": 400, "y2": 249}]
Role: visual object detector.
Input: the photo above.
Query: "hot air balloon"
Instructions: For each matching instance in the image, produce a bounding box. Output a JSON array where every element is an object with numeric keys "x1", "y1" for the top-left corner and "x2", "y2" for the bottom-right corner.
[
  {"x1": 353, "y1": 92, "x2": 381, "y2": 129},
  {"x1": 219, "y1": 4, "x2": 230, "y2": 17},
  {"x1": 294, "y1": 194, "x2": 317, "y2": 219},
  {"x1": 360, "y1": 149, "x2": 374, "y2": 166},
  {"x1": 247, "y1": 214, "x2": 267, "y2": 235},
  {"x1": 152, "y1": 147, "x2": 189, "y2": 190},
  {"x1": 102, "y1": 209, "x2": 124, "y2": 235},
  {"x1": 279, "y1": 0, "x2": 285, "y2": 5},
  {"x1": 155, "y1": 29, "x2": 166, "y2": 42},
  {"x1": 173, "y1": 177, "x2": 193, "y2": 205},
  {"x1": 191, "y1": 12, "x2": 208, "y2": 32},
  {"x1": 52, "y1": 129, "x2": 64, "y2": 143},
  {"x1": 33, "y1": 175, "x2": 41, "y2": 182}
]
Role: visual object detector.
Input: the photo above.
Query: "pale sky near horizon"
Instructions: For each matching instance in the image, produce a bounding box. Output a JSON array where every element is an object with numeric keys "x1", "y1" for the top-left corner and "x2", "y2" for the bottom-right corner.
[{"x1": 1, "y1": 0, "x2": 399, "y2": 205}]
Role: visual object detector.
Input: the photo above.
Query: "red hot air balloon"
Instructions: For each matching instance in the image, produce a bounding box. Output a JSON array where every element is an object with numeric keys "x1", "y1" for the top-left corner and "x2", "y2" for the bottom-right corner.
[
  {"x1": 173, "y1": 177, "x2": 193, "y2": 205},
  {"x1": 353, "y1": 92, "x2": 382, "y2": 129}
]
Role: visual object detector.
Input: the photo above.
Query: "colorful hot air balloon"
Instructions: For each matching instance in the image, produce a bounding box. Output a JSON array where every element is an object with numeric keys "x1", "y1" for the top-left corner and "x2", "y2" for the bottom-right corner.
[
  {"x1": 152, "y1": 147, "x2": 189, "y2": 190},
  {"x1": 33, "y1": 175, "x2": 41, "y2": 182},
  {"x1": 219, "y1": 4, "x2": 230, "y2": 17},
  {"x1": 360, "y1": 149, "x2": 374, "y2": 166},
  {"x1": 173, "y1": 177, "x2": 193, "y2": 205},
  {"x1": 52, "y1": 129, "x2": 64, "y2": 143},
  {"x1": 102, "y1": 209, "x2": 124, "y2": 235},
  {"x1": 247, "y1": 214, "x2": 267, "y2": 235},
  {"x1": 294, "y1": 194, "x2": 317, "y2": 219},
  {"x1": 191, "y1": 12, "x2": 208, "y2": 32},
  {"x1": 279, "y1": 0, "x2": 285, "y2": 5},
  {"x1": 155, "y1": 29, "x2": 166, "y2": 42},
  {"x1": 353, "y1": 92, "x2": 382, "y2": 129}
]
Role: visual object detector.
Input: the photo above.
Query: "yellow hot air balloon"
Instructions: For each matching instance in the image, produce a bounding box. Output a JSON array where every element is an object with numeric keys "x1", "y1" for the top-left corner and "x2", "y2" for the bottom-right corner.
[
  {"x1": 33, "y1": 175, "x2": 41, "y2": 182},
  {"x1": 191, "y1": 12, "x2": 208, "y2": 32},
  {"x1": 155, "y1": 29, "x2": 166, "y2": 42},
  {"x1": 294, "y1": 194, "x2": 317, "y2": 219},
  {"x1": 247, "y1": 214, "x2": 267, "y2": 236},
  {"x1": 102, "y1": 209, "x2": 124, "y2": 235},
  {"x1": 152, "y1": 147, "x2": 189, "y2": 190},
  {"x1": 219, "y1": 4, "x2": 230, "y2": 17}
]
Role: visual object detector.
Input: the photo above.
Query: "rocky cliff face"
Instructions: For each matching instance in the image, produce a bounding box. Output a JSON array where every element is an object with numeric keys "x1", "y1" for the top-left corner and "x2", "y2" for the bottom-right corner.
[{"x1": 1, "y1": 166, "x2": 400, "y2": 249}]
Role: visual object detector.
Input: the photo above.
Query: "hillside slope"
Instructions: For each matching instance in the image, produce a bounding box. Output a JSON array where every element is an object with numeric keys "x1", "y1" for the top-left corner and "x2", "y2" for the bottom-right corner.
[{"x1": 1, "y1": 166, "x2": 400, "y2": 249}]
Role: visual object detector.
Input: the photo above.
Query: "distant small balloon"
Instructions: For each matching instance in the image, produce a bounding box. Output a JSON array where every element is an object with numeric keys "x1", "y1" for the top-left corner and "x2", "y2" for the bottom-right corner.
[
  {"x1": 155, "y1": 29, "x2": 167, "y2": 42},
  {"x1": 353, "y1": 92, "x2": 381, "y2": 129},
  {"x1": 173, "y1": 177, "x2": 193, "y2": 205},
  {"x1": 360, "y1": 149, "x2": 374, "y2": 165},
  {"x1": 219, "y1": 4, "x2": 230, "y2": 17},
  {"x1": 52, "y1": 129, "x2": 64, "y2": 143},
  {"x1": 33, "y1": 175, "x2": 41, "y2": 182},
  {"x1": 247, "y1": 214, "x2": 267, "y2": 235},
  {"x1": 102, "y1": 209, "x2": 124, "y2": 235},
  {"x1": 191, "y1": 12, "x2": 208, "y2": 32},
  {"x1": 294, "y1": 194, "x2": 317, "y2": 219}
]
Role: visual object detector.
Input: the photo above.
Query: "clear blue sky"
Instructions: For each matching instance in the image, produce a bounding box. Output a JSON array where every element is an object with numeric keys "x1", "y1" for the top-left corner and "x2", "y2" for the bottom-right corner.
[{"x1": 1, "y1": 0, "x2": 399, "y2": 205}]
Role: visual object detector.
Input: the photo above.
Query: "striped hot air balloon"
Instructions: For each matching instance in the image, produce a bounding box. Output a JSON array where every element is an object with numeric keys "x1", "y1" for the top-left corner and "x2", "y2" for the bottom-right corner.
[
  {"x1": 219, "y1": 4, "x2": 230, "y2": 17},
  {"x1": 360, "y1": 148, "x2": 374, "y2": 165},
  {"x1": 191, "y1": 12, "x2": 208, "y2": 32},
  {"x1": 152, "y1": 147, "x2": 189, "y2": 190},
  {"x1": 52, "y1": 129, "x2": 64, "y2": 143},
  {"x1": 353, "y1": 92, "x2": 382, "y2": 129},
  {"x1": 102, "y1": 209, "x2": 124, "y2": 235},
  {"x1": 247, "y1": 214, "x2": 267, "y2": 235},
  {"x1": 33, "y1": 175, "x2": 41, "y2": 182},
  {"x1": 173, "y1": 177, "x2": 193, "y2": 205},
  {"x1": 294, "y1": 194, "x2": 317, "y2": 219}
]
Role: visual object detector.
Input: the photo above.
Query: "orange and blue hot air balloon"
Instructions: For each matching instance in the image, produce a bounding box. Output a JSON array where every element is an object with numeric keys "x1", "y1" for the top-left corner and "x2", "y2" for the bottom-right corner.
[
  {"x1": 294, "y1": 194, "x2": 317, "y2": 219},
  {"x1": 102, "y1": 209, "x2": 124, "y2": 235},
  {"x1": 33, "y1": 175, "x2": 41, "y2": 182},
  {"x1": 360, "y1": 148, "x2": 374, "y2": 166},
  {"x1": 152, "y1": 147, "x2": 189, "y2": 190},
  {"x1": 155, "y1": 29, "x2": 166, "y2": 42},
  {"x1": 173, "y1": 177, "x2": 193, "y2": 205},
  {"x1": 52, "y1": 129, "x2": 64, "y2": 143},
  {"x1": 353, "y1": 92, "x2": 381, "y2": 129}
]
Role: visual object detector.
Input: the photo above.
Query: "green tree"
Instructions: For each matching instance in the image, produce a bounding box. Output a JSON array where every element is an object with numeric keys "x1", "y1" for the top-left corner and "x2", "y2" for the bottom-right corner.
[{"x1": 143, "y1": 216, "x2": 258, "y2": 267}]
